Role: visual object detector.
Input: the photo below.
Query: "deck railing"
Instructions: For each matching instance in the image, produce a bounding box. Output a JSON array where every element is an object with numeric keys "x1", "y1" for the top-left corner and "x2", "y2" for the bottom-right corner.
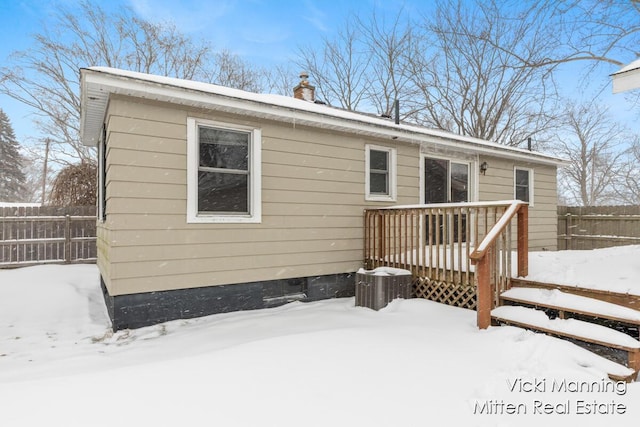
[
  {"x1": 469, "y1": 201, "x2": 528, "y2": 329},
  {"x1": 364, "y1": 200, "x2": 528, "y2": 315}
]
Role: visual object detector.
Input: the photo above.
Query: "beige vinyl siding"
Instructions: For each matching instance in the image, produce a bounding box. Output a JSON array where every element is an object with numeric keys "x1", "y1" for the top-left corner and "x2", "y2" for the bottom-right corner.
[
  {"x1": 478, "y1": 155, "x2": 557, "y2": 251},
  {"x1": 101, "y1": 95, "x2": 420, "y2": 296},
  {"x1": 96, "y1": 225, "x2": 111, "y2": 289}
]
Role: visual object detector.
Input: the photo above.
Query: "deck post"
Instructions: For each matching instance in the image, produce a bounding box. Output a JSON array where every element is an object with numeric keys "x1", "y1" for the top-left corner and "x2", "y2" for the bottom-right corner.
[
  {"x1": 476, "y1": 248, "x2": 492, "y2": 329},
  {"x1": 629, "y1": 350, "x2": 639, "y2": 378},
  {"x1": 517, "y1": 205, "x2": 528, "y2": 278},
  {"x1": 377, "y1": 213, "x2": 384, "y2": 266}
]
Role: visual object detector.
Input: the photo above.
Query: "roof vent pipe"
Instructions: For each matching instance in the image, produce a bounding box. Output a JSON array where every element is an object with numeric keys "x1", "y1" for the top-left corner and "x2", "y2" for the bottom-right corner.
[{"x1": 394, "y1": 99, "x2": 400, "y2": 125}]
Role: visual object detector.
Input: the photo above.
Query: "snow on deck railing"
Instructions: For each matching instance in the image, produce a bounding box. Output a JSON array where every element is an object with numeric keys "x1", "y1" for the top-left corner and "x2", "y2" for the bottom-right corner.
[
  {"x1": 364, "y1": 200, "x2": 528, "y2": 324},
  {"x1": 470, "y1": 201, "x2": 525, "y2": 255},
  {"x1": 469, "y1": 200, "x2": 528, "y2": 329},
  {"x1": 374, "y1": 200, "x2": 519, "y2": 210}
]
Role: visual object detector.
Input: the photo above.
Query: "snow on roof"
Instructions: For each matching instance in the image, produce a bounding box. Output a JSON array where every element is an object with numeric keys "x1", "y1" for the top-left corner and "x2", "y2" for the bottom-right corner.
[
  {"x1": 80, "y1": 66, "x2": 565, "y2": 166},
  {"x1": 613, "y1": 58, "x2": 640, "y2": 75},
  {"x1": 612, "y1": 58, "x2": 640, "y2": 93}
]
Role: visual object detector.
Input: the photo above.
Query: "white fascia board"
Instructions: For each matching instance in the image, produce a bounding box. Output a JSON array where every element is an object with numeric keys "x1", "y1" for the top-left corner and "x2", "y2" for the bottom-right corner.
[
  {"x1": 612, "y1": 69, "x2": 640, "y2": 93},
  {"x1": 611, "y1": 59, "x2": 640, "y2": 93},
  {"x1": 81, "y1": 69, "x2": 566, "y2": 166}
]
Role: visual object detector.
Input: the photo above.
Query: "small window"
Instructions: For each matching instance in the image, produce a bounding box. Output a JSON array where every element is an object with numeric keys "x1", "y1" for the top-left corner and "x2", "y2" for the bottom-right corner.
[
  {"x1": 187, "y1": 118, "x2": 261, "y2": 223},
  {"x1": 514, "y1": 167, "x2": 533, "y2": 204},
  {"x1": 365, "y1": 145, "x2": 396, "y2": 201}
]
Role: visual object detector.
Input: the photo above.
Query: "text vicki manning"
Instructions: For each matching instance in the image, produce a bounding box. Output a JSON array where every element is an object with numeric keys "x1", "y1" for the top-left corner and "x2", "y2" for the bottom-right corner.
[
  {"x1": 506, "y1": 377, "x2": 627, "y2": 395},
  {"x1": 473, "y1": 377, "x2": 629, "y2": 416}
]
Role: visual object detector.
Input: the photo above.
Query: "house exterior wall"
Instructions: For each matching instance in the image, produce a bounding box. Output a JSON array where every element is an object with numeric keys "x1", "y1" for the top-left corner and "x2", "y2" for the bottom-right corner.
[
  {"x1": 99, "y1": 95, "x2": 558, "y2": 303},
  {"x1": 478, "y1": 155, "x2": 557, "y2": 251},
  {"x1": 100, "y1": 95, "x2": 420, "y2": 297}
]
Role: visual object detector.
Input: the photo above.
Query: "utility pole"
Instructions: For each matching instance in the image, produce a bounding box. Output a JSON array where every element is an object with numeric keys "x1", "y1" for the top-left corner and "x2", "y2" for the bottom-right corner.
[{"x1": 40, "y1": 138, "x2": 50, "y2": 205}]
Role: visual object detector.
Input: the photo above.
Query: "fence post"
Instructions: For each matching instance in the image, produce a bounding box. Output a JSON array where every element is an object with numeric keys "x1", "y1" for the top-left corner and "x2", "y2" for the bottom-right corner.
[
  {"x1": 377, "y1": 213, "x2": 384, "y2": 266},
  {"x1": 64, "y1": 214, "x2": 71, "y2": 264},
  {"x1": 565, "y1": 212, "x2": 572, "y2": 250}
]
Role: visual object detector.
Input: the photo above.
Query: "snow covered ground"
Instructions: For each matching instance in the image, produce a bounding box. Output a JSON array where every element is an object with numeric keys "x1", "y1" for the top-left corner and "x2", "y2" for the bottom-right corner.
[
  {"x1": 525, "y1": 245, "x2": 640, "y2": 295},
  {"x1": 1, "y1": 247, "x2": 639, "y2": 426}
]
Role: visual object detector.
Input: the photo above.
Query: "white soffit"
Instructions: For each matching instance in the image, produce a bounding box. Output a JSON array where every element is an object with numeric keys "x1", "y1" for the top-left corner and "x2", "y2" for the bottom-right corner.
[{"x1": 80, "y1": 67, "x2": 565, "y2": 166}]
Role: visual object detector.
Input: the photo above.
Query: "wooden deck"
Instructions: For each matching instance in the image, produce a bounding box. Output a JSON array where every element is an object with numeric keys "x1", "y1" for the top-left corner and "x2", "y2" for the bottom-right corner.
[
  {"x1": 364, "y1": 200, "x2": 528, "y2": 320},
  {"x1": 364, "y1": 201, "x2": 640, "y2": 381}
]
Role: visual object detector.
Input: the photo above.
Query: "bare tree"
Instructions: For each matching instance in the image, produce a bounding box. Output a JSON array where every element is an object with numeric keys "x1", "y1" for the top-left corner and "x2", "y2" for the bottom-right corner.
[
  {"x1": 19, "y1": 148, "x2": 54, "y2": 204},
  {"x1": 407, "y1": 0, "x2": 561, "y2": 146},
  {"x1": 296, "y1": 2, "x2": 565, "y2": 144},
  {"x1": 263, "y1": 64, "x2": 299, "y2": 96},
  {"x1": 532, "y1": 0, "x2": 639, "y2": 70},
  {"x1": 556, "y1": 101, "x2": 628, "y2": 206},
  {"x1": 0, "y1": 2, "x2": 264, "y2": 168},
  {"x1": 616, "y1": 140, "x2": 640, "y2": 204},
  {"x1": 206, "y1": 49, "x2": 266, "y2": 93},
  {"x1": 296, "y1": 8, "x2": 423, "y2": 120},
  {"x1": 296, "y1": 19, "x2": 372, "y2": 109},
  {"x1": 355, "y1": 10, "x2": 419, "y2": 118},
  {"x1": 467, "y1": 0, "x2": 640, "y2": 97}
]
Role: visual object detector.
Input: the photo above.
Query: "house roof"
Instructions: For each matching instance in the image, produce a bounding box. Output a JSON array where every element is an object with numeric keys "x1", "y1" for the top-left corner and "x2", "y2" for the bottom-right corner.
[
  {"x1": 611, "y1": 59, "x2": 640, "y2": 93},
  {"x1": 80, "y1": 67, "x2": 564, "y2": 166}
]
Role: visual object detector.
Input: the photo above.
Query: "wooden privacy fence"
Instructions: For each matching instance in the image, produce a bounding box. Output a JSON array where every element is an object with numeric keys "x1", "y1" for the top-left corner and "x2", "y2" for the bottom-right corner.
[
  {"x1": 0, "y1": 206, "x2": 97, "y2": 268},
  {"x1": 558, "y1": 205, "x2": 640, "y2": 250},
  {"x1": 364, "y1": 200, "x2": 528, "y2": 317}
]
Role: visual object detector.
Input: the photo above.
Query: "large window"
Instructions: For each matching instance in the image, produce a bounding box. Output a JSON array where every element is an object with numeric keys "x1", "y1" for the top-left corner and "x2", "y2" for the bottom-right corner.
[
  {"x1": 423, "y1": 157, "x2": 469, "y2": 204},
  {"x1": 422, "y1": 157, "x2": 471, "y2": 243},
  {"x1": 187, "y1": 118, "x2": 261, "y2": 223},
  {"x1": 514, "y1": 167, "x2": 533, "y2": 205},
  {"x1": 365, "y1": 144, "x2": 396, "y2": 201}
]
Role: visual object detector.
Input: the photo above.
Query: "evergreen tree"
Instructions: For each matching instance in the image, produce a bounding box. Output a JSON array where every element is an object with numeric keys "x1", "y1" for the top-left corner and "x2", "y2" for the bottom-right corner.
[{"x1": 0, "y1": 109, "x2": 27, "y2": 202}]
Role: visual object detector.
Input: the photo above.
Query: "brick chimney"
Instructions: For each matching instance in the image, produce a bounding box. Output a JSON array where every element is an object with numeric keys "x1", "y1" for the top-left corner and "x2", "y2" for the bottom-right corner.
[{"x1": 293, "y1": 72, "x2": 315, "y2": 102}]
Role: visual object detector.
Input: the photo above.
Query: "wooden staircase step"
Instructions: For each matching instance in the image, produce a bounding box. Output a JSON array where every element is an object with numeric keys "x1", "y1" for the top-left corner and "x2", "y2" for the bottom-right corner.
[
  {"x1": 501, "y1": 287, "x2": 640, "y2": 330},
  {"x1": 510, "y1": 278, "x2": 640, "y2": 310},
  {"x1": 492, "y1": 306, "x2": 640, "y2": 351},
  {"x1": 492, "y1": 305, "x2": 639, "y2": 381}
]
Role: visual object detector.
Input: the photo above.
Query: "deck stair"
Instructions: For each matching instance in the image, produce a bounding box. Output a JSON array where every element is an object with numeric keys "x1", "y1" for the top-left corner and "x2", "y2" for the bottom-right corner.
[{"x1": 492, "y1": 287, "x2": 640, "y2": 382}]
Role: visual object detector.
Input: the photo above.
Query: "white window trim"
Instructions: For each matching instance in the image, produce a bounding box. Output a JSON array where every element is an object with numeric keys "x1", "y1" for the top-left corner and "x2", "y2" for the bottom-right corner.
[
  {"x1": 419, "y1": 154, "x2": 475, "y2": 204},
  {"x1": 187, "y1": 117, "x2": 262, "y2": 223},
  {"x1": 98, "y1": 127, "x2": 106, "y2": 223},
  {"x1": 514, "y1": 166, "x2": 534, "y2": 206},
  {"x1": 365, "y1": 144, "x2": 397, "y2": 202}
]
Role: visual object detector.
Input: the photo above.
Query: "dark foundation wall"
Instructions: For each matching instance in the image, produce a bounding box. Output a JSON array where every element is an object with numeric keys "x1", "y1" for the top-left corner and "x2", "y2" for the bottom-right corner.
[{"x1": 100, "y1": 273, "x2": 355, "y2": 331}]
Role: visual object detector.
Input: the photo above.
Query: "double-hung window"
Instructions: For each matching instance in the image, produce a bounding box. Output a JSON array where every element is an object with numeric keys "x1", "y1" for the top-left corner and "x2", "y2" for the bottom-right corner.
[
  {"x1": 365, "y1": 144, "x2": 397, "y2": 201},
  {"x1": 187, "y1": 118, "x2": 261, "y2": 223},
  {"x1": 514, "y1": 167, "x2": 533, "y2": 205}
]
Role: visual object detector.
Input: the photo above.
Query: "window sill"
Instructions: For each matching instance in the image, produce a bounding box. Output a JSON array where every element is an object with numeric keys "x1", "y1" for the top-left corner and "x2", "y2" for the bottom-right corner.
[
  {"x1": 366, "y1": 195, "x2": 397, "y2": 202},
  {"x1": 187, "y1": 214, "x2": 262, "y2": 224}
]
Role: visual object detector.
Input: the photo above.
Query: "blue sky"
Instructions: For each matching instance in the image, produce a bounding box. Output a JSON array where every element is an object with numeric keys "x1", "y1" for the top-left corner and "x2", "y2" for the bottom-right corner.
[
  {"x1": 0, "y1": 0, "x2": 415, "y2": 143},
  {"x1": 0, "y1": 0, "x2": 636, "y2": 146}
]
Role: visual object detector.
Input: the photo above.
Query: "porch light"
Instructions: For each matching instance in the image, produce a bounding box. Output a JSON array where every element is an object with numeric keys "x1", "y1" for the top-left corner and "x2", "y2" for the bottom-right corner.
[{"x1": 480, "y1": 161, "x2": 488, "y2": 175}]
